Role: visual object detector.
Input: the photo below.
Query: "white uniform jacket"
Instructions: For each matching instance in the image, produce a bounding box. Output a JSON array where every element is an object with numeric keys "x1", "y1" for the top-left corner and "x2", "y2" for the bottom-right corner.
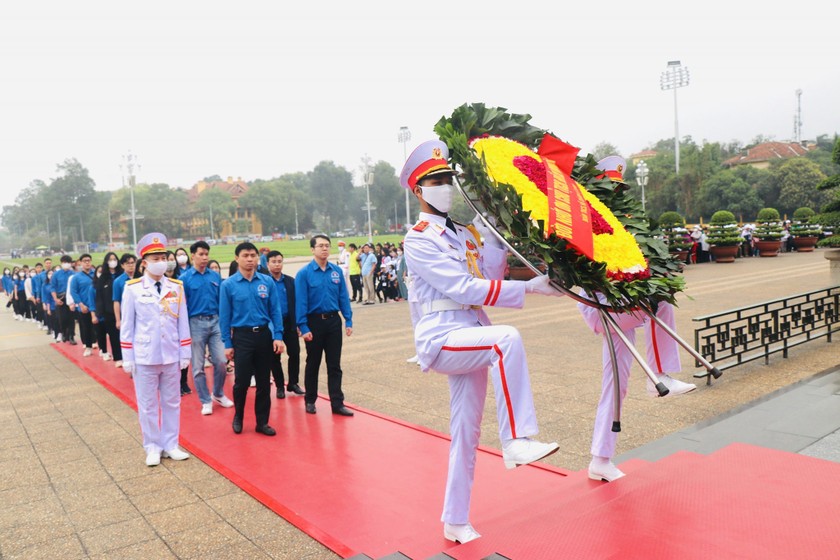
[
  {"x1": 120, "y1": 275, "x2": 191, "y2": 366},
  {"x1": 403, "y1": 212, "x2": 526, "y2": 370}
]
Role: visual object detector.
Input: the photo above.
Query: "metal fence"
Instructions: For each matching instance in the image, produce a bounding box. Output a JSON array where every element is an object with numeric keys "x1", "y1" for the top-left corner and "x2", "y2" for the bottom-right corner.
[{"x1": 692, "y1": 286, "x2": 840, "y2": 383}]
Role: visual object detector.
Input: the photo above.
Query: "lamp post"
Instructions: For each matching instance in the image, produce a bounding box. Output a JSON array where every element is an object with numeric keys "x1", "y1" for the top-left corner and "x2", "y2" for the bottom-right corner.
[
  {"x1": 398, "y1": 126, "x2": 411, "y2": 230},
  {"x1": 636, "y1": 160, "x2": 649, "y2": 212},
  {"x1": 660, "y1": 60, "x2": 690, "y2": 175},
  {"x1": 364, "y1": 168, "x2": 374, "y2": 244},
  {"x1": 120, "y1": 151, "x2": 140, "y2": 248}
]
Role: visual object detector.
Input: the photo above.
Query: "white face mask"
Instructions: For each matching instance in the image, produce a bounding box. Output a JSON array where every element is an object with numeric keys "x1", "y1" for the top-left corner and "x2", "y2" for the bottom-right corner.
[
  {"x1": 166, "y1": 260, "x2": 177, "y2": 272},
  {"x1": 421, "y1": 184, "x2": 454, "y2": 214},
  {"x1": 146, "y1": 260, "x2": 169, "y2": 276},
  {"x1": 61, "y1": 262, "x2": 71, "y2": 271},
  {"x1": 108, "y1": 260, "x2": 118, "y2": 269},
  {"x1": 176, "y1": 255, "x2": 188, "y2": 265},
  {"x1": 19, "y1": 273, "x2": 25, "y2": 279}
]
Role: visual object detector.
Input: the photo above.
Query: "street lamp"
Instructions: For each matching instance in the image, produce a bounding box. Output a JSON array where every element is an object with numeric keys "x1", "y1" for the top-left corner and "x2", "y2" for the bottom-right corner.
[
  {"x1": 120, "y1": 151, "x2": 140, "y2": 248},
  {"x1": 398, "y1": 126, "x2": 411, "y2": 230},
  {"x1": 660, "y1": 60, "x2": 690, "y2": 175},
  {"x1": 364, "y1": 168, "x2": 375, "y2": 244},
  {"x1": 636, "y1": 160, "x2": 649, "y2": 212}
]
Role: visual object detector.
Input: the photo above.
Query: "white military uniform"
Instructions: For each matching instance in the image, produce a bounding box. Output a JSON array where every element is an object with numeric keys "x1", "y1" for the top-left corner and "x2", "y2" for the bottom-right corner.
[
  {"x1": 120, "y1": 275, "x2": 191, "y2": 454},
  {"x1": 404, "y1": 211, "x2": 541, "y2": 525},
  {"x1": 577, "y1": 293, "x2": 681, "y2": 458}
]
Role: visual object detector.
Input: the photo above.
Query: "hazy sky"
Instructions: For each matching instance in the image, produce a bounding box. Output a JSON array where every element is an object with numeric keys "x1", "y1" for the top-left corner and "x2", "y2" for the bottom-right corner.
[{"x1": 1, "y1": 1, "x2": 837, "y2": 212}]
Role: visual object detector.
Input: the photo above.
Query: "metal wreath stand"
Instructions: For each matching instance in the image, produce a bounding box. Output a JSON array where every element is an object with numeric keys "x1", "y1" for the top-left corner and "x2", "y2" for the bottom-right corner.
[{"x1": 454, "y1": 177, "x2": 722, "y2": 432}]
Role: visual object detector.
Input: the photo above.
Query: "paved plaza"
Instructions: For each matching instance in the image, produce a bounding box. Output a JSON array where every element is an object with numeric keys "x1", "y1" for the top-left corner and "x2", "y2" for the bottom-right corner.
[{"x1": 1, "y1": 248, "x2": 839, "y2": 559}]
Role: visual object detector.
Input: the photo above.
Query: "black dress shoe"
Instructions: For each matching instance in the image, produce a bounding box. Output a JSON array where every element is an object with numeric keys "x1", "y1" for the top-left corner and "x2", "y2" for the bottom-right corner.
[
  {"x1": 256, "y1": 424, "x2": 276, "y2": 436},
  {"x1": 232, "y1": 417, "x2": 243, "y2": 434},
  {"x1": 276, "y1": 388, "x2": 285, "y2": 399},
  {"x1": 305, "y1": 403, "x2": 316, "y2": 414},
  {"x1": 332, "y1": 406, "x2": 354, "y2": 417},
  {"x1": 68, "y1": 338, "x2": 78, "y2": 345},
  {"x1": 287, "y1": 384, "x2": 305, "y2": 395}
]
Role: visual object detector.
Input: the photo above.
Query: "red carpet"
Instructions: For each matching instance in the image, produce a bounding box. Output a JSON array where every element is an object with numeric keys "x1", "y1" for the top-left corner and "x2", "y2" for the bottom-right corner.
[{"x1": 58, "y1": 343, "x2": 840, "y2": 559}]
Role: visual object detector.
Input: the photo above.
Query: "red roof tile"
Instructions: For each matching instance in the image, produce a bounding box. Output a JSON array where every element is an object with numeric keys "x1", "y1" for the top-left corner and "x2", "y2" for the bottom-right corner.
[{"x1": 723, "y1": 142, "x2": 811, "y2": 166}]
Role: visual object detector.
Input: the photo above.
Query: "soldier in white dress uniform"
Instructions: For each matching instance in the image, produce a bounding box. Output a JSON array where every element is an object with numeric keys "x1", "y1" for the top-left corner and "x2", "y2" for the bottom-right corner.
[
  {"x1": 120, "y1": 232, "x2": 192, "y2": 467},
  {"x1": 401, "y1": 140, "x2": 562, "y2": 545},
  {"x1": 577, "y1": 156, "x2": 696, "y2": 483}
]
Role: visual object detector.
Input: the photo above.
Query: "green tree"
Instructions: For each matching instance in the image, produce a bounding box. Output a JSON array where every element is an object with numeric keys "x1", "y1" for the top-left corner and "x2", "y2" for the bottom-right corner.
[
  {"x1": 308, "y1": 161, "x2": 353, "y2": 232},
  {"x1": 774, "y1": 158, "x2": 828, "y2": 217},
  {"x1": 590, "y1": 142, "x2": 621, "y2": 162},
  {"x1": 696, "y1": 169, "x2": 762, "y2": 221},
  {"x1": 195, "y1": 188, "x2": 236, "y2": 238}
]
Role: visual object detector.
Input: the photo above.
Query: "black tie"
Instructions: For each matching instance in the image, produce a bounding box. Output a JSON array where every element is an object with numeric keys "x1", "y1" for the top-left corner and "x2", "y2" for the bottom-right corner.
[
  {"x1": 445, "y1": 217, "x2": 456, "y2": 234},
  {"x1": 155, "y1": 281, "x2": 161, "y2": 294}
]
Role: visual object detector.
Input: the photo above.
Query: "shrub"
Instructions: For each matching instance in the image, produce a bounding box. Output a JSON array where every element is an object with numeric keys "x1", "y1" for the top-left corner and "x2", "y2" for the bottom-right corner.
[
  {"x1": 753, "y1": 208, "x2": 783, "y2": 241},
  {"x1": 817, "y1": 235, "x2": 840, "y2": 248},
  {"x1": 657, "y1": 211, "x2": 692, "y2": 252},
  {"x1": 707, "y1": 211, "x2": 741, "y2": 246},
  {"x1": 792, "y1": 207, "x2": 815, "y2": 221}
]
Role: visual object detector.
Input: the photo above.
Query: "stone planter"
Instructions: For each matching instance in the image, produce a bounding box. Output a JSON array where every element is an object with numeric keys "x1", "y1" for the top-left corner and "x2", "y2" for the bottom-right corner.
[
  {"x1": 754, "y1": 239, "x2": 782, "y2": 257},
  {"x1": 709, "y1": 245, "x2": 739, "y2": 263},
  {"x1": 670, "y1": 250, "x2": 690, "y2": 263},
  {"x1": 792, "y1": 236, "x2": 818, "y2": 252},
  {"x1": 824, "y1": 248, "x2": 840, "y2": 270}
]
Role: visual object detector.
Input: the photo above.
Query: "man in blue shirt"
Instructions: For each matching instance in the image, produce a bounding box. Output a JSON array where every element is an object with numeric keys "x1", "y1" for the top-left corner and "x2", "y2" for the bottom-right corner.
[
  {"x1": 360, "y1": 244, "x2": 377, "y2": 305},
  {"x1": 113, "y1": 253, "x2": 137, "y2": 336},
  {"x1": 295, "y1": 234, "x2": 354, "y2": 416},
  {"x1": 52, "y1": 254, "x2": 77, "y2": 345},
  {"x1": 220, "y1": 242, "x2": 285, "y2": 436},
  {"x1": 265, "y1": 250, "x2": 303, "y2": 399},
  {"x1": 36, "y1": 259, "x2": 52, "y2": 330},
  {"x1": 180, "y1": 241, "x2": 234, "y2": 416},
  {"x1": 70, "y1": 254, "x2": 97, "y2": 356}
]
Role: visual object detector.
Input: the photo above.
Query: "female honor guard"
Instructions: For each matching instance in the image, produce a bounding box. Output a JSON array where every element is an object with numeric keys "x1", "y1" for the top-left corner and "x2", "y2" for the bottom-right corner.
[
  {"x1": 402, "y1": 140, "x2": 562, "y2": 544},
  {"x1": 120, "y1": 232, "x2": 192, "y2": 467}
]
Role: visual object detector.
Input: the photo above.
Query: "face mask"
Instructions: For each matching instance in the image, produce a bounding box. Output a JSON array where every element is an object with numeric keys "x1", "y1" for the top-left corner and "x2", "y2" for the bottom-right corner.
[
  {"x1": 108, "y1": 260, "x2": 118, "y2": 269},
  {"x1": 146, "y1": 260, "x2": 169, "y2": 276},
  {"x1": 61, "y1": 263, "x2": 71, "y2": 271},
  {"x1": 166, "y1": 260, "x2": 177, "y2": 272},
  {"x1": 176, "y1": 255, "x2": 188, "y2": 265},
  {"x1": 29, "y1": 272, "x2": 36, "y2": 278},
  {"x1": 19, "y1": 273, "x2": 25, "y2": 279},
  {"x1": 421, "y1": 184, "x2": 453, "y2": 214}
]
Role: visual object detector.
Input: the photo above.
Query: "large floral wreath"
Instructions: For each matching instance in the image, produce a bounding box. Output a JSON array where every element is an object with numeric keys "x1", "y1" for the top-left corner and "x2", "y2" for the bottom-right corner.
[{"x1": 434, "y1": 103, "x2": 685, "y2": 311}]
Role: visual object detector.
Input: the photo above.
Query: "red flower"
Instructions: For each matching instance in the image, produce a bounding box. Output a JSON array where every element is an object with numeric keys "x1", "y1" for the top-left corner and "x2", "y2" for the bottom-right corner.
[
  {"x1": 512, "y1": 155, "x2": 547, "y2": 195},
  {"x1": 587, "y1": 201, "x2": 614, "y2": 235}
]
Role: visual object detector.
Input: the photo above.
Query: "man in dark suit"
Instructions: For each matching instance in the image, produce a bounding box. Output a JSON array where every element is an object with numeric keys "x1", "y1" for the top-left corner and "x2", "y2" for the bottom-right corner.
[{"x1": 266, "y1": 250, "x2": 303, "y2": 398}]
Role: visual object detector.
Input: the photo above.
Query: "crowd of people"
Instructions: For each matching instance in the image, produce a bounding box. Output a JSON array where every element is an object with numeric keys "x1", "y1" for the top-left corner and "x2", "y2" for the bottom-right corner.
[{"x1": 1, "y1": 233, "x2": 358, "y2": 467}]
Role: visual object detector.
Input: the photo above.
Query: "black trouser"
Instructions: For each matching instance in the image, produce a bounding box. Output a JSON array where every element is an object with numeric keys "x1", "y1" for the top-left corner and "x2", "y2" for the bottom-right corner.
[
  {"x1": 100, "y1": 315, "x2": 122, "y2": 360},
  {"x1": 57, "y1": 301, "x2": 76, "y2": 340},
  {"x1": 349, "y1": 274, "x2": 362, "y2": 301},
  {"x1": 47, "y1": 309, "x2": 58, "y2": 335},
  {"x1": 303, "y1": 313, "x2": 345, "y2": 410},
  {"x1": 78, "y1": 311, "x2": 94, "y2": 348},
  {"x1": 270, "y1": 319, "x2": 301, "y2": 388},
  {"x1": 232, "y1": 326, "x2": 273, "y2": 426}
]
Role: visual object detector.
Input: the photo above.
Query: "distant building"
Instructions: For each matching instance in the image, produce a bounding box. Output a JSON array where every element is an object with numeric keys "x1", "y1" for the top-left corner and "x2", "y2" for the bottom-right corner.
[
  {"x1": 628, "y1": 149, "x2": 658, "y2": 166},
  {"x1": 723, "y1": 141, "x2": 813, "y2": 170},
  {"x1": 186, "y1": 177, "x2": 262, "y2": 239}
]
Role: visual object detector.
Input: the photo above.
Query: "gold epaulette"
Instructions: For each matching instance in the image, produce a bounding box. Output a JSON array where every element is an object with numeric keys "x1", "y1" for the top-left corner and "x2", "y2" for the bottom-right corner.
[
  {"x1": 127, "y1": 278, "x2": 142, "y2": 285},
  {"x1": 168, "y1": 278, "x2": 182, "y2": 284}
]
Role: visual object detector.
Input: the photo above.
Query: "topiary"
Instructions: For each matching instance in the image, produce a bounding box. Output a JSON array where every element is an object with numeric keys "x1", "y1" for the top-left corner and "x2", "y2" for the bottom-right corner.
[
  {"x1": 707, "y1": 211, "x2": 741, "y2": 246},
  {"x1": 754, "y1": 208, "x2": 783, "y2": 241},
  {"x1": 792, "y1": 207, "x2": 815, "y2": 221},
  {"x1": 658, "y1": 211, "x2": 692, "y2": 252},
  {"x1": 791, "y1": 207, "x2": 821, "y2": 238}
]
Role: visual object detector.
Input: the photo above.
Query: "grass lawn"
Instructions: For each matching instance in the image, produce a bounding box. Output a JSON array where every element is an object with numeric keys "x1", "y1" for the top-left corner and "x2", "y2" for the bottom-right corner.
[{"x1": 0, "y1": 234, "x2": 407, "y2": 269}]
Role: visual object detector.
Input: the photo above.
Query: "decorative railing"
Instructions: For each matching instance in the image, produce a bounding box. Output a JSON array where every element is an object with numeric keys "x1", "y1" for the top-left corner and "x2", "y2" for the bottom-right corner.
[{"x1": 692, "y1": 286, "x2": 840, "y2": 383}]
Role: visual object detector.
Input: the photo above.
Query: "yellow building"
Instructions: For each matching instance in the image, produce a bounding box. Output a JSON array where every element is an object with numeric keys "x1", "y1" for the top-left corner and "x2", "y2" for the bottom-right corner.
[{"x1": 186, "y1": 177, "x2": 262, "y2": 239}]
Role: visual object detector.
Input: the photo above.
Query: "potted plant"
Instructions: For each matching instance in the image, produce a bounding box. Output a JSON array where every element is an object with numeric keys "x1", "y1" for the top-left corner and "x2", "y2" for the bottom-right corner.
[
  {"x1": 790, "y1": 207, "x2": 821, "y2": 252},
  {"x1": 658, "y1": 211, "x2": 693, "y2": 262},
  {"x1": 706, "y1": 210, "x2": 741, "y2": 263},
  {"x1": 506, "y1": 254, "x2": 546, "y2": 280},
  {"x1": 752, "y1": 208, "x2": 784, "y2": 257}
]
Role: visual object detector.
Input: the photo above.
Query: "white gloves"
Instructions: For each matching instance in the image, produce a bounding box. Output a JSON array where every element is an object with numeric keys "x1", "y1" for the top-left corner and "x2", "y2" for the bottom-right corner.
[
  {"x1": 122, "y1": 361, "x2": 135, "y2": 375},
  {"x1": 180, "y1": 359, "x2": 191, "y2": 370},
  {"x1": 472, "y1": 214, "x2": 503, "y2": 250},
  {"x1": 524, "y1": 274, "x2": 562, "y2": 297}
]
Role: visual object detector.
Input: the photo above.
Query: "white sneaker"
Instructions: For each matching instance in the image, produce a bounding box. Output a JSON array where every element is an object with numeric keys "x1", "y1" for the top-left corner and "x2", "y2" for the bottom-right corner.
[
  {"x1": 501, "y1": 438, "x2": 559, "y2": 469},
  {"x1": 82, "y1": 348, "x2": 92, "y2": 357},
  {"x1": 92, "y1": 342, "x2": 98, "y2": 349},
  {"x1": 162, "y1": 447, "x2": 190, "y2": 461},
  {"x1": 443, "y1": 522, "x2": 481, "y2": 544},
  {"x1": 212, "y1": 394, "x2": 234, "y2": 408},
  {"x1": 588, "y1": 458, "x2": 625, "y2": 482},
  {"x1": 55, "y1": 334, "x2": 63, "y2": 343},
  {"x1": 250, "y1": 376, "x2": 256, "y2": 387},
  {"x1": 145, "y1": 450, "x2": 161, "y2": 467},
  {"x1": 102, "y1": 352, "x2": 112, "y2": 361},
  {"x1": 114, "y1": 360, "x2": 123, "y2": 368},
  {"x1": 204, "y1": 358, "x2": 212, "y2": 368},
  {"x1": 201, "y1": 402, "x2": 213, "y2": 415},
  {"x1": 406, "y1": 355, "x2": 419, "y2": 363},
  {"x1": 646, "y1": 374, "x2": 697, "y2": 398},
  {"x1": 14, "y1": 315, "x2": 21, "y2": 321}
]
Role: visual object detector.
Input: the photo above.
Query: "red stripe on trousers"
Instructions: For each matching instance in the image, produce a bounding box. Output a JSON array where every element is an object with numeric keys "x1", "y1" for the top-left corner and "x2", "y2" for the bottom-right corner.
[
  {"x1": 650, "y1": 323, "x2": 663, "y2": 373},
  {"x1": 439, "y1": 343, "x2": 517, "y2": 439}
]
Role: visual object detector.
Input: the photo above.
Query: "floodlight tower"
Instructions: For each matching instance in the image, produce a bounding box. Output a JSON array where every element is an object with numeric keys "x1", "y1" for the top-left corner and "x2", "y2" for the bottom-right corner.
[
  {"x1": 398, "y1": 126, "x2": 411, "y2": 230},
  {"x1": 660, "y1": 61, "x2": 690, "y2": 175}
]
